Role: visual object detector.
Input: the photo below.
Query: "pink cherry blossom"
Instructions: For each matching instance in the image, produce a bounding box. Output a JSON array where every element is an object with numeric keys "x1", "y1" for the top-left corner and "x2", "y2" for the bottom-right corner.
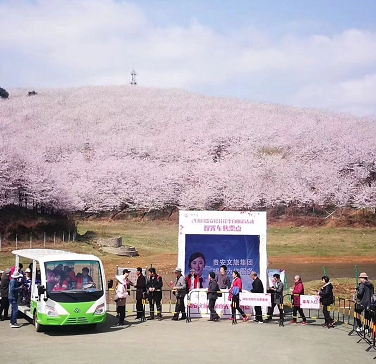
[{"x1": 0, "y1": 86, "x2": 375, "y2": 212}]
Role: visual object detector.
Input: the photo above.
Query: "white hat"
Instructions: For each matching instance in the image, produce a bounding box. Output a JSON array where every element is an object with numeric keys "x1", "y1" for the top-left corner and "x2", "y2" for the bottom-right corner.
[
  {"x1": 174, "y1": 267, "x2": 182, "y2": 273},
  {"x1": 115, "y1": 275, "x2": 126, "y2": 285},
  {"x1": 25, "y1": 268, "x2": 31, "y2": 273},
  {"x1": 11, "y1": 269, "x2": 23, "y2": 279}
]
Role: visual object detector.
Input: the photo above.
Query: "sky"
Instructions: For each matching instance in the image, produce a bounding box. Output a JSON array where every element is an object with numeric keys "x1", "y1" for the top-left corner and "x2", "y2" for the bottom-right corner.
[{"x1": 1, "y1": 0, "x2": 376, "y2": 116}]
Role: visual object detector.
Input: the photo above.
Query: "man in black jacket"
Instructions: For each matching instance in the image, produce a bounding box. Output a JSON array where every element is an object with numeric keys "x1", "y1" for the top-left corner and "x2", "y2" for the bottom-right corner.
[
  {"x1": 132, "y1": 267, "x2": 146, "y2": 320},
  {"x1": 355, "y1": 272, "x2": 374, "y2": 332},
  {"x1": 146, "y1": 268, "x2": 163, "y2": 320},
  {"x1": 318, "y1": 276, "x2": 334, "y2": 328},
  {"x1": 251, "y1": 272, "x2": 264, "y2": 323},
  {"x1": 207, "y1": 272, "x2": 220, "y2": 321},
  {"x1": 0, "y1": 268, "x2": 10, "y2": 320}
]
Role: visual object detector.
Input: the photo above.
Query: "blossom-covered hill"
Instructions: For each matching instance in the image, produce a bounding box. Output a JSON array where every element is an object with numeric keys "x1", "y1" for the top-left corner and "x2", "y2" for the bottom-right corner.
[{"x1": 1, "y1": 86, "x2": 375, "y2": 212}]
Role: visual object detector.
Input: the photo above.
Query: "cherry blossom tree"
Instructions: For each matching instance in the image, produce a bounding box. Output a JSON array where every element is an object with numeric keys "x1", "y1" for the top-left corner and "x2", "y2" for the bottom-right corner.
[{"x1": 0, "y1": 86, "x2": 375, "y2": 213}]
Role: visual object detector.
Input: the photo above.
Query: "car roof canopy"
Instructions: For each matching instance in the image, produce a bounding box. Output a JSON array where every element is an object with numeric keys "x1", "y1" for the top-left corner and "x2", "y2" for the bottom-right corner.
[{"x1": 12, "y1": 249, "x2": 99, "y2": 263}]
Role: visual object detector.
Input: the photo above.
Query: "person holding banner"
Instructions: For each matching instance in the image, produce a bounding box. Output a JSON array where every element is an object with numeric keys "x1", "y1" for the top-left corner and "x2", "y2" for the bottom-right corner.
[
  {"x1": 229, "y1": 271, "x2": 248, "y2": 322},
  {"x1": 266, "y1": 273, "x2": 284, "y2": 322},
  {"x1": 318, "y1": 276, "x2": 334, "y2": 328},
  {"x1": 207, "y1": 272, "x2": 220, "y2": 322},
  {"x1": 290, "y1": 275, "x2": 307, "y2": 325},
  {"x1": 251, "y1": 272, "x2": 264, "y2": 323}
]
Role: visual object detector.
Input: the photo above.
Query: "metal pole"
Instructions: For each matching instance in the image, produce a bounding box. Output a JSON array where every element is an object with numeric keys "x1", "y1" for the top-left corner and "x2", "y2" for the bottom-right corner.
[
  {"x1": 43, "y1": 232, "x2": 46, "y2": 248},
  {"x1": 54, "y1": 232, "x2": 56, "y2": 246},
  {"x1": 30, "y1": 232, "x2": 32, "y2": 249},
  {"x1": 16, "y1": 234, "x2": 18, "y2": 250},
  {"x1": 355, "y1": 265, "x2": 359, "y2": 287},
  {"x1": 284, "y1": 275, "x2": 290, "y2": 302},
  {"x1": 68, "y1": 230, "x2": 71, "y2": 242},
  {"x1": 62, "y1": 231, "x2": 65, "y2": 243}
]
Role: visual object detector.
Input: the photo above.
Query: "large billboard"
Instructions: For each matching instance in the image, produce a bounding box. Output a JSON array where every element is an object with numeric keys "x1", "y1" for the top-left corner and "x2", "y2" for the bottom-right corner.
[{"x1": 178, "y1": 211, "x2": 267, "y2": 291}]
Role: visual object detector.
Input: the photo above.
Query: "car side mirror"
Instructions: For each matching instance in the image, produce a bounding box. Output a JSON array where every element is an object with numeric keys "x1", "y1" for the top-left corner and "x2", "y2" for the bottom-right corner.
[
  {"x1": 108, "y1": 279, "x2": 113, "y2": 289},
  {"x1": 38, "y1": 285, "x2": 46, "y2": 296}
]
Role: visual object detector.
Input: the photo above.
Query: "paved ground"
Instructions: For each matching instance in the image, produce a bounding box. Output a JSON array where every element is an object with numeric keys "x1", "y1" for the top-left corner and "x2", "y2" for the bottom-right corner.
[{"x1": 0, "y1": 313, "x2": 374, "y2": 364}]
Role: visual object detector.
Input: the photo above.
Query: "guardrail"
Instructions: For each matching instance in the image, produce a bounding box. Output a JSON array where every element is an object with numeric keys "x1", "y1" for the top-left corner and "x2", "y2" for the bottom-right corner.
[
  {"x1": 186, "y1": 289, "x2": 274, "y2": 324},
  {"x1": 348, "y1": 304, "x2": 376, "y2": 357},
  {"x1": 106, "y1": 286, "x2": 376, "y2": 356},
  {"x1": 108, "y1": 288, "x2": 179, "y2": 321}
]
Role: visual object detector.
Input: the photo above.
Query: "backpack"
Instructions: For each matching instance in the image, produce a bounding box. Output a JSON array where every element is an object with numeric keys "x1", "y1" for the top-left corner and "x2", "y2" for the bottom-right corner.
[
  {"x1": 369, "y1": 291, "x2": 376, "y2": 311},
  {"x1": 371, "y1": 290, "x2": 376, "y2": 304}
]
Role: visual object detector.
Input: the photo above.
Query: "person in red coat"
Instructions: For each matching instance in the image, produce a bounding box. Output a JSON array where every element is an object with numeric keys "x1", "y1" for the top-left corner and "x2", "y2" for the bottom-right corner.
[
  {"x1": 290, "y1": 275, "x2": 307, "y2": 325},
  {"x1": 186, "y1": 268, "x2": 202, "y2": 291},
  {"x1": 229, "y1": 271, "x2": 248, "y2": 322}
]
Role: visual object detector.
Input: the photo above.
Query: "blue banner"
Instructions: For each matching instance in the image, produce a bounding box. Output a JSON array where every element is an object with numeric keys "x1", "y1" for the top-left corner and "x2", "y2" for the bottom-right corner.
[{"x1": 185, "y1": 234, "x2": 260, "y2": 291}]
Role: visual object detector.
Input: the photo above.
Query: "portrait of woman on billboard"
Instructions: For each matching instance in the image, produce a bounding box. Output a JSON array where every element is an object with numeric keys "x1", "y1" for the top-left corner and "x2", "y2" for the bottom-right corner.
[
  {"x1": 188, "y1": 252, "x2": 207, "y2": 288},
  {"x1": 184, "y1": 234, "x2": 260, "y2": 291}
]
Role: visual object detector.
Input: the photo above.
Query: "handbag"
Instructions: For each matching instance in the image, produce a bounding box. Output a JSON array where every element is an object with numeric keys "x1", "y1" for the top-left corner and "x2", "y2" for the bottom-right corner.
[
  {"x1": 355, "y1": 303, "x2": 364, "y2": 311},
  {"x1": 232, "y1": 286, "x2": 239, "y2": 296}
]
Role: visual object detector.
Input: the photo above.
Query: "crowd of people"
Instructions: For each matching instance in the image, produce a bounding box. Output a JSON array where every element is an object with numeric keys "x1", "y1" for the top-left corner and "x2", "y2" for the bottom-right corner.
[
  {"x1": 0, "y1": 262, "x2": 96, "y2": 329},
  {"x1": 0, "y1": 264, "x2": 34, "y2": 328},
  {"x1": 46, "y1": 264, "x2": 95, "y2": 292},
  {"x1": 1, "y1": 263, "x2": 374, "y2": 331},
  {"x1": 111, "y1": 264, "x2": 375, "y2": 330},
  {"x1": 112, "y1": 266, "x2": 286, "y2": 326}
]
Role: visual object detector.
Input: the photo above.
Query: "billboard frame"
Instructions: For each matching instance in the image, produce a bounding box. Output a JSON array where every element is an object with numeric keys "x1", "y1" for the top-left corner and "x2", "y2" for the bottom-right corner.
[{"x1": 178, "y1": 211, "x2": 267, "y2": 290}]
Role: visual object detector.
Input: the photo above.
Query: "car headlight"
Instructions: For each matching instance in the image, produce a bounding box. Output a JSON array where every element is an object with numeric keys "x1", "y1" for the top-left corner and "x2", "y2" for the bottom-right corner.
[
  {"x1": 46, "y1": 305, "x2": 59, "y2": 317},
  {"x1": 94, "y1": 303, "x2": 105, "y2": 315}
]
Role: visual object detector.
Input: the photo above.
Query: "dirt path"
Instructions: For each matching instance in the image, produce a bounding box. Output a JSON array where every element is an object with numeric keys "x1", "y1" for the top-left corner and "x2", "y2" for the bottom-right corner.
[{"x1": 269, "y1": 255, "x2": 376, "y2": 264}]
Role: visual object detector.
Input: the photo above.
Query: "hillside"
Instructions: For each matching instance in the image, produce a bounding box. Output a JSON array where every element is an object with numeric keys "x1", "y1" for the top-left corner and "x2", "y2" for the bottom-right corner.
[{"x1": 1, "y1": 86, "x2": 375, "y2": 212}]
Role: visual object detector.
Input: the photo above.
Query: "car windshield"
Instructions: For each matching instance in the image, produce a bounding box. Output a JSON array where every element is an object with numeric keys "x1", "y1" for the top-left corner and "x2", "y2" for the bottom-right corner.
[{"x1": 44, "y1": 260, "x2": 103, "y2": 294}]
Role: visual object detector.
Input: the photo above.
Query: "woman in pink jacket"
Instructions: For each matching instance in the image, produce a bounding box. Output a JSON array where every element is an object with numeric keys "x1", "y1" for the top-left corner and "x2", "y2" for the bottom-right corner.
[
  {"x1": 114, "y1": 275, "x2": 128, "y2": 326},
  {"x1": 229, "y1": 271, "x2": 248, "y2": 322},
  {"x1": 290, "y1": 275, "x2": 307, "y2": 325}
]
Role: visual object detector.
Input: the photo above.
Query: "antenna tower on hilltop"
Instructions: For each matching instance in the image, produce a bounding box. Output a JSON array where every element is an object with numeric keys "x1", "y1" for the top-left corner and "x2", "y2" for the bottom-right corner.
[{"x1": 130, "y1": 69, "x2": 137, "y2": 86}]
